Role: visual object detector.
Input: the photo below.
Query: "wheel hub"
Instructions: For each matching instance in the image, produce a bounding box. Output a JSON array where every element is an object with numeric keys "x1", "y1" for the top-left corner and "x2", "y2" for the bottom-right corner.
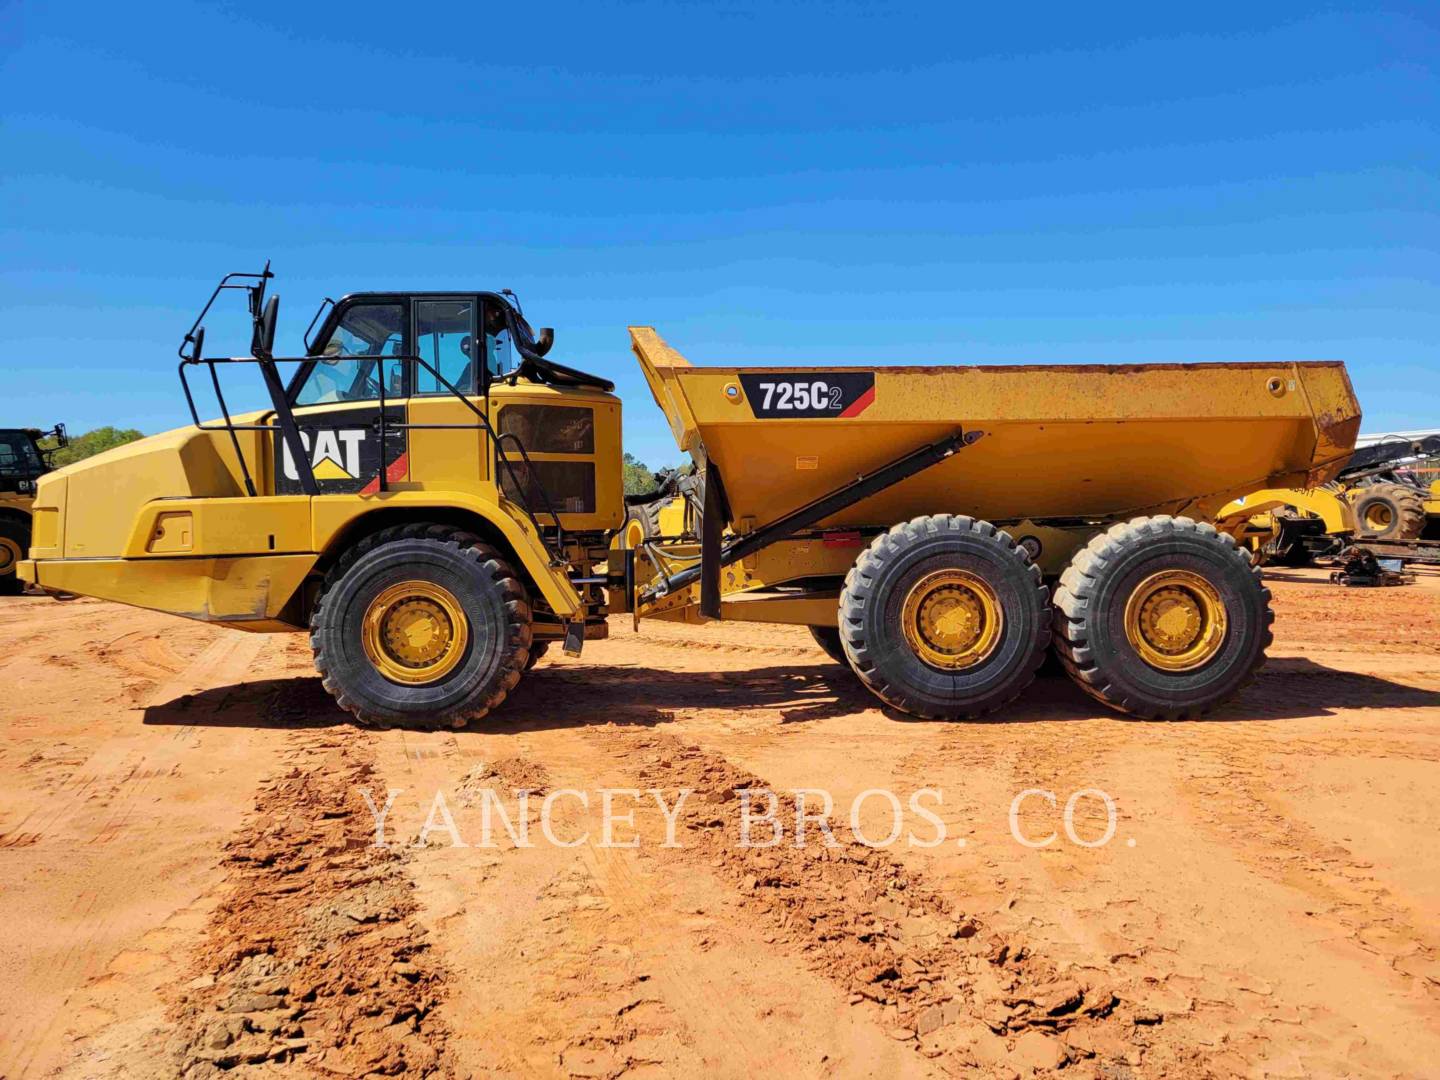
[
  {"x1": 901, "y1": 569, "x2": 1003, "y2": 670},
  {"x1": 0, "y1": 536, "x2": 19, "y2": 576},
  {"x1": 1124, "y1": 570, "x2": 1227, "y2": 672},
  {"x1": 1364, "y1": 503, "x2": 1393, "y2": 531},
  {"x1": 362, "y1": 581, "x2": 468, "y2": 685}
]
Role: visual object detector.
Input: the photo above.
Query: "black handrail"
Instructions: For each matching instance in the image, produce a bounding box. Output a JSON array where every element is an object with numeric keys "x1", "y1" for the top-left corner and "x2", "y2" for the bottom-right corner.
[
  {"x1": 177, "y1": 350, "x2": 570, "y2": 563},
  {"x1": 380, "y1": 352, "x2": 568, "y2": 561},
  {"x1": 303, "y1": 298, "x2": 335, "y2": 352}
]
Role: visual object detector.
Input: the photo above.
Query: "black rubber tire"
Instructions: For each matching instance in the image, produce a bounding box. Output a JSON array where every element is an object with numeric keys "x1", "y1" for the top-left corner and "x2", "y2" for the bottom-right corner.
[
  {"x1": 0, "y1": 517, "x2": 29, "y2": 596},
  {"x1": 310, "y1": 523, "x2": 532, "y2": 729},
  {"x1": 808, "y1": 625, "x2": 848, "y2": 665},
  {"x1": 524, "y1": 640, "x2": 551, "y2": 671},
  {"x1": 1351, "y1": 483, "x2": 1426, "y2": 540},
  {"x1": 1052, "y1": 516, "x2": 1272, "y2": 720},
  {"x1": 623, "y1": 499, "x2": 664, "y2": 546},
  {"x1": 839, "y1": 515, "x2": 1050, "y2": 719}
]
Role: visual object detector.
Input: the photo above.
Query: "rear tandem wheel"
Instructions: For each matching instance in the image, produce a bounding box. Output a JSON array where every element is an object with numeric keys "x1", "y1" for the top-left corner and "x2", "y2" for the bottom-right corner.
[
  {"x1": 838, "y1": 515, "x2": 1050, "y2": 719},
  {"x1": 808, "y1": 625, "x2": 848, "y2": 665},
  {"x1": 1052, "y1": 516, "x2": 1272, "y2": 720}
]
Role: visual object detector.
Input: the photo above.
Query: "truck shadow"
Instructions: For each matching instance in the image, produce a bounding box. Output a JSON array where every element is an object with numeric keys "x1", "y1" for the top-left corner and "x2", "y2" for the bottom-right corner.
[{"x1": 142, "y1": 656, "x2": 1440, "y2": 731}]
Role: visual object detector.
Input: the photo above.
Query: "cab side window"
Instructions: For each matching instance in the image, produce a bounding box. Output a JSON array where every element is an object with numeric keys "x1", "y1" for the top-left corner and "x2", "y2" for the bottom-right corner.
[
  {"x1": 295, "y1": 302, "x2": 406, "y2": 406},
  {"x1": 416, "y1": 299, "x2": 476, "y2": 395},
  {"x1": 484, "y1": 302, "x2": 513, "y2": 377}
]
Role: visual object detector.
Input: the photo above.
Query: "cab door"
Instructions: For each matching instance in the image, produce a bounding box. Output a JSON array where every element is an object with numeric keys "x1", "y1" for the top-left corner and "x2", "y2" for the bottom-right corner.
[
  {"x1": 279, "y1": 298, "x2": 409, "y2": 495},
  {"x1": 406, "y1": 297, "x2": 489, "y2": 491}
]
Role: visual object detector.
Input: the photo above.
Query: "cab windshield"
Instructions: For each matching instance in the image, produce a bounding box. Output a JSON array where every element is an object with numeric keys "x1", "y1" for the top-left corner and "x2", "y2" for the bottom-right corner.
[
  {"x1": 0, "y1": 432, "x2": 44, "y2": 478},
  {"x1": 296, "y1": 302, "x2": 406, "y2": 405}
]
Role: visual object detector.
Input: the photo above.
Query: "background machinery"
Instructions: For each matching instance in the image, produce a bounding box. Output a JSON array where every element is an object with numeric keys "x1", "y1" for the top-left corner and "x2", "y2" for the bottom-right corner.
[
  {"x1": 1342, "y1": 432, "x2": 1440, "y2": 540},
  {"x1": 19, "y1": 268, "x2": 1360, "y2": 725},
  {"x1": 0, "y1": 424, "x2": 65, "y2": 595},
  {"x1": 1218, "y1": 433, "x2": 1440, "y2": 569}
]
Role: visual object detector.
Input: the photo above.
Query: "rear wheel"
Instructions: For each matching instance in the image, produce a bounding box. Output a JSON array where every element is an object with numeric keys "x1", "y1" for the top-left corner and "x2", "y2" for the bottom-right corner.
[
  {"x1": 0, "y1": 517, "x2": 28, "y2": 596},
  {"x1": 1351, "y1": 483, "x2": 1425, "y2": 540},
  {"x1": 839, "y1": 515, "x2": 1049, "y2": 719},
  {"x1": 808, "y1": 625, "x2": 847, "y2": 665},
  {"x1": 524, "y1": 640, "x2": 551, "y2": 671},
  {"x1": 1052, "y1": 516, "x2": 1271, "y2": 720},
  {"x1": 310, "y1": 524, "x2": 532, "y2": 729}
]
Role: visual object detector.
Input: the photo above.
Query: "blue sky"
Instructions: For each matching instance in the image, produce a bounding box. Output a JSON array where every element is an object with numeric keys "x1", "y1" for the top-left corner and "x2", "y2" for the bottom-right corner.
[{"x1": 2, "y1": 1, "x2": 1436, "y2": 466}]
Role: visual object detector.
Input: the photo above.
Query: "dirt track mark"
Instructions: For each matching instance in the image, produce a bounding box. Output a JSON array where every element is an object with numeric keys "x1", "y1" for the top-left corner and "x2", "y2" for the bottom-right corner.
[
  {"x1": 1185, "y1": 742, "x2": 1440, "y2": 991},
  {"x1": 87, "y1": 635, "x2": 269, "y2": 846},
  {"x1": 626, "y1": 619, "x2": 832, "y2": 658},
  {"x1": 165, "y1": 722, "x2": 448, "y2": 1077},
  {"x1": 1, "y1": 632, "x2": 277, "y2": 1078},
  {"x1": 94, "y1": 628, "x2": 189, "y2": 682},
  {"x1": 588, "y1": 727, "x2": 1149, "y2": 1075},
  {"x1": 392, "y1": 728, "x2": 929, "y2": 1078}
]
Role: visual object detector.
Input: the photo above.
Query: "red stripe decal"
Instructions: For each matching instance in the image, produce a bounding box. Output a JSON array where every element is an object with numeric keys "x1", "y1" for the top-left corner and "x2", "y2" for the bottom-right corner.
[
  {"x1": 838, "y1": 385, "x2": 876, "y2": 418},
  {"x1": 360, "y1": 450, "x2": 409, "y2": 495}
]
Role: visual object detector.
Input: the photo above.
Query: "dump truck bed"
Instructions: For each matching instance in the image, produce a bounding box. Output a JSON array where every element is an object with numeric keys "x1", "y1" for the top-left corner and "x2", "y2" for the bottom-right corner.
[{"x1": 630, "y1": 327, "x2": 1361, "y2": 529}]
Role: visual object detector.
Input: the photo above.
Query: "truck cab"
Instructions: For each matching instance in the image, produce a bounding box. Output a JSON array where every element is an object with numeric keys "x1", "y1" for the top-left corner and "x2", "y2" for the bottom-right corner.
[
  {"x1": 0, "y1": 425, "x2": 64, "y2": 594},
  {"x1": 19, "y1": 273, "x2": 620, "y2": 697},
  {"x1": 281, "y1": 292, "x2": 621, "y2": 534}
]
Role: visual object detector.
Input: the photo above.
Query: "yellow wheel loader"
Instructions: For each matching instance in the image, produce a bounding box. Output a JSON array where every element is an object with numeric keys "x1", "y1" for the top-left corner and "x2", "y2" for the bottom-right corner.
[
  {"x1": 20, "y1": 266, "x2": 1361, "y2": 725},
  {"x1": 1218, "y1": 434, "x2": 1440, "y2": 566},
  {"x1": 0, "y1": 424, "x2": 66, "y2": 595}
]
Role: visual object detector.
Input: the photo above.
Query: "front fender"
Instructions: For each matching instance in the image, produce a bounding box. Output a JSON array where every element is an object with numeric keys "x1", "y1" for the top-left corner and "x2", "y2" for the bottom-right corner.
[{"x1": 310, "y1": 491, "x2": 583, "y2": 619}]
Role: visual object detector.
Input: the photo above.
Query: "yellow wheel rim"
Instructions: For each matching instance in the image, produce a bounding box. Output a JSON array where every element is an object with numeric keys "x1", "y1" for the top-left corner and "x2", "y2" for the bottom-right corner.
[
  {"x1": 901, "y1": 569, "x2": 1003, "y2": 670},
  {"x1": 0, "y1": 536, "x2": 19, "y2": 576},
  {"x1": 1363, "y1": 503, "x2": 1393, "y2": 531},
  {"x1": 1123, "y1": 570, "x2": 1227, "y2": 672},
  {"x1": 361, "y1": 580, "x2": 468, "y2": 685},
  {"x1": 622, "y1": 518, "x2": 646, "y2": 550}
]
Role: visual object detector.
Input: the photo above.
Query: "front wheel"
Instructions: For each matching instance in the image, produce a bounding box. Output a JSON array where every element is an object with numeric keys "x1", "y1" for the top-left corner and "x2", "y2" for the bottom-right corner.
[
  {"x1": 839, "y1": 515, "x2": 1050, "y2": 719},
  {"x1": 310, "y1": 524, "x2": 532, "y2": 729},
  {"x1": 0, "y1": 517, "x2": 29, "y2": 597},
  {"x1": 1052, "y1": 516, "x2": 1272, "y2": 720}
]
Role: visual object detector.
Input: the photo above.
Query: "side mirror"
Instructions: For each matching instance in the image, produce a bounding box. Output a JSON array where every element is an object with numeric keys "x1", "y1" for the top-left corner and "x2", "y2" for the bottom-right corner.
[
  {"x1": 191, "y1": 325, "x2": 206, "y2": 362},
  {"x1": 53, "y1": 423, "x2": 68, "y2": 449},
  {"x1": 254, "y1": 295, "x2": 280, "y2": 358}
]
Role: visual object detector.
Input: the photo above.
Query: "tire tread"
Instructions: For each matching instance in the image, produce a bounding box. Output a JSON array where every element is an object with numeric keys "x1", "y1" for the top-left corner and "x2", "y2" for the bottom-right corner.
[
  {"x1": 1051, "y1": 515, "x2": 1272, "y2": 720},
  {"x1": 309, "y1": 523, "x2": 531, "y2": 729},
  {"x1": 839, "y1": 514, "x2": 1049, "y2": 719}
]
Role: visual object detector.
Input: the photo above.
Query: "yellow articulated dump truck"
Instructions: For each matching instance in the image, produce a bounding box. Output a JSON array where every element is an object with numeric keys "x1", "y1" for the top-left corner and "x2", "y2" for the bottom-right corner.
[
  {"x1": 20, "y1": 266, "x2": 1360, "y2": 726},
  {"x1": 0, "y1": 424, "x2": 66, "y2": 595}
]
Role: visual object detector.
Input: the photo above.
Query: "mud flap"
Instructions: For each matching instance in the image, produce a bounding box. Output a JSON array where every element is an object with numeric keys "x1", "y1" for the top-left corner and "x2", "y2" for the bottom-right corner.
[
  {"x1": 563, "y1": 620, "x2": 585, "y2": 657},
  {"x1": 699, "y1": 458, "x2": 727, "y2": 620}
]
